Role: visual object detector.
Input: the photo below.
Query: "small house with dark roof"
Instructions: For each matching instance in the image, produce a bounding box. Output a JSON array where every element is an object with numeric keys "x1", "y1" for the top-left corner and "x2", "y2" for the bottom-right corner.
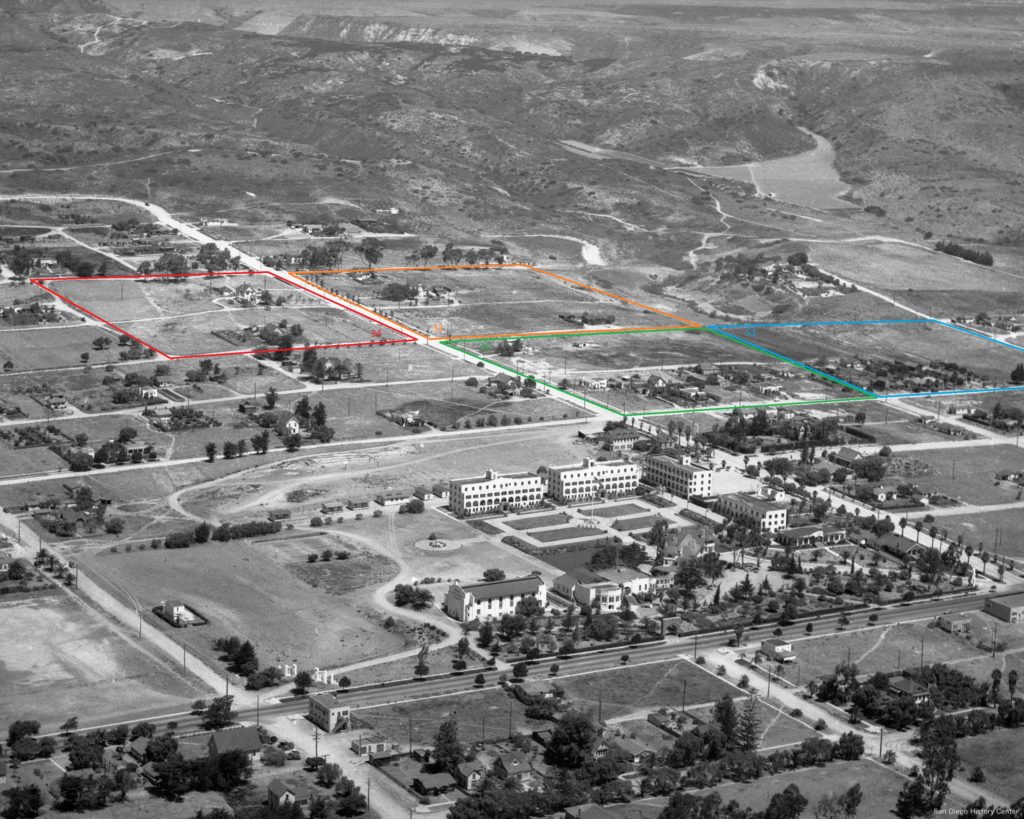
[
  {"x1": 456, "y1": 761, "x2": 484, "y2": 791},
  {"x1": 413, "y1": 771, "x2": 456, "y2": 796},
  {"x1": 268, "y1": 779, "x2": 310, "y2": 811}
]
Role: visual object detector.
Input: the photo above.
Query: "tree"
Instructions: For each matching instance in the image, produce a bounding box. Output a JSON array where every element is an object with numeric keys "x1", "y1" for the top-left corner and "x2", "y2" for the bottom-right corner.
[
  {"x1": 202, "y1": 695, "x2": 235, "y2": 730},
  {"x1": 736, "y1": 694, "x2": 761, "y2": 752},
  {"x1": 483, "y1": 568, "x2": 506, "y2": 582},
  {"x1": 293, "y1": 670, "x2": 314, "y2": 694},
  {"x1": 7, "y1": 720, "x2": 40, "y2": 746},
  {"x1": 414, "y1": 660, "x2": 429, "y2": 678},
  {"x1": 316, "y1": 762, "x2": 341, "y2": 787},
  {"x1": 478, "y1": 620, "x2": 494, "y2": 648},
  {"x1": 355, "y1": 237, "x2": 385, "y2": 266},
  {"x1": 60, "y1": 716, "x2": 79, "y2": 735},
  {"x1": 433, "y1": 716, "x2": 464, "y2": 775},
  {"x1": 545, "y1": 710, "x2": 598, "y2": 769},
  {"x1": 265, "y1": 387, "x2": 278, "y2": 409},
  {"x1": 1, "y1": 784, "x2": 43, "y2": 819},
  {"x1": 512, "y1": 661, "x2": 529, "y2": 680},
  {"x1": 766, "y1": 784, "x2": 808, "y2": 819},
  {"x1": 1009, "y1": 669, "x2": 1018, "y2": 702},
  {"x1": 992, "y1": 668, "x2": 1003, "y2": 704},
  {"x1": 713, "y1": 695, "x2": 738, "y2": 748},
  {"x1": 676, "y1": 558, "x2": 705, "y2": 605},
  {"x1": 334, "y1": 776, "x2": 368, "y2": 816},
  {"x1": 204, "y1": 442, "x2": 217, "y2": 462},
  {"x1": 456, "y1": 636, "x2": 470, "y2": 660}
]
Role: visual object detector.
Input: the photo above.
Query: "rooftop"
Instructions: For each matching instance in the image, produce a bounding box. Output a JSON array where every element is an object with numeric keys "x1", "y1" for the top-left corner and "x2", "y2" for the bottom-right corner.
[
  {"x1": 460, "y1": 575, "x2": 543, "y2": 601},
  {"x1": 720, "y1": 492, "x2": 788, "y2": 513},
  {"x1": 988, "y1": 592, "x2": 1024, "y2": 609}
]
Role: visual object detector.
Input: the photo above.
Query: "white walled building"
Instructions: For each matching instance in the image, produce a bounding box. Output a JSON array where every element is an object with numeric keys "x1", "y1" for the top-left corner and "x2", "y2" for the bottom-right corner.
[
  {"x1": 450, "y1": 470, "x2": 545, "y2": 517},
  {"x1": 445, "y1": 576, "x2": 547, "y2": 622},
  {"x1": 547, "y1": 458, "x2": 641, "y2": 503},
  {"x1": 553, "y1": 570, "x2": 623, "y2": 613},
  {"x1": 642, "y1": 454, "x2": 714, "y2": 498},
  {"x1": 308, "y1": 693, "x2": 351, "y2": 733},
  {"x1": 716, "y1": 492, "x2": 789, "y2": 532}
]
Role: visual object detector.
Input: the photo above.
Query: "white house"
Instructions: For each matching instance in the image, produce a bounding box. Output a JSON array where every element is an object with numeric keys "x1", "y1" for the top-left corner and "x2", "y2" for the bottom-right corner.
[
  {"x1": 445, "y1": 575, "x2": 546, "y2": 622},
  {"x1": 308, "y1": 693, "x2": 351, "y2": 733},
  {"x1": 553, "y1": 570, "x2": 622, "y2": 613},
  {"x1": 449, "y1": 470, "x2": 544, "y2": 517}
]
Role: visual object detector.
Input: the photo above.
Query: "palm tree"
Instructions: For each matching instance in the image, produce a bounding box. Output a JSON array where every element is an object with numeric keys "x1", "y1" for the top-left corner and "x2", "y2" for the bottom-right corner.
[
  {"x1": 992, "y1": 668, "x2": 1003, "y2": 705},
  {"x1": 914, "y1": 521, "x2": 923, "y2": 543},
  {"x1": 1009, "y1": 669, "x2": 1018, "y2": 703}
]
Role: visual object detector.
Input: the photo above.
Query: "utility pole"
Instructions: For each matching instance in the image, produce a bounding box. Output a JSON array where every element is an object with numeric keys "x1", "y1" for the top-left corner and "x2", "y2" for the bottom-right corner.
[
  {"x1": 256, "y1": 692, "x2": 260, "y2": 726},
  {"x1": 879, "y1": 727, "x2": 884, "y2": 759},
  {"x1": 313, "y1": 728, "x2": 320, "y2": 759},
  {"x1": 920, "y1": 633, "x2": 925, "y2": 674}
]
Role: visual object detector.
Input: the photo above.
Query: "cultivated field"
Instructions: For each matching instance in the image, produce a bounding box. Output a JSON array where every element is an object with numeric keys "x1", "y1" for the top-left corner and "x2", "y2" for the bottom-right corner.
[
  {"x1": 0, "y1": 323, "x2": 110, "y2": 371},
  {"x1": 0, "y1": 593, "x2": 206, "y2": 731},
  {"x1": 306, "y1": 264, "x2": 692, "y2": 339},
  {"x1": 79, "y1": 539, "x2": 406, "y2": 671},
  {"x1": 43, "y1": 273, "x2": 409, "y2": 356}
]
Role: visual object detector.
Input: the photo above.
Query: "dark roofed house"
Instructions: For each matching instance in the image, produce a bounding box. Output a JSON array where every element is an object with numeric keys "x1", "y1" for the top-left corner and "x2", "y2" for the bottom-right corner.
[
  {"x1": 888, "y1": 677, "x2": 930, "y2": 705},
  {"x1": 413, "y1": 771, "x2": 456, "y2": 796},
  {"x1": 268, "y1": 779, "x2": 311, "y2": 811},
  {"x1": 777, "y1": 525, "x2": 846, "y2": 548},
  {"x1": 831, "y1": 446, "x2": 863, "y2": 468},
  {"x1": 208, "y1": 726, "x2": 262, "y2": 758}
]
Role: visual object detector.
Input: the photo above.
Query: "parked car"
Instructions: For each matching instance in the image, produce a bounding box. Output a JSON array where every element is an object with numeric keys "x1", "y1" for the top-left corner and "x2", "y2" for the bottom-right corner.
[
  {"x1": 277, "y1": 741, "x2": 294, "y2": 750},
  {"x1": 286, "y1": 750, "x2": 302, "y2": 761}
]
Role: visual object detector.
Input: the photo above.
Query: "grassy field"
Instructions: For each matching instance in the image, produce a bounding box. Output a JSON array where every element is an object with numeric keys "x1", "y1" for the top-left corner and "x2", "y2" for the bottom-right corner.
[
  {"x1": 530, "y1": 526, "x2": 604, "y2": 543},
  {"x1": 78, "y1": 538, "x2": 406, "y2": 671},
  {"x1": 689, "y1": 758, "x2": 915, "y2": 818},
  {"x1": 957, "y1": 729, "x2": 1024, "y2": 803},
  {"x1": 808, "y1": 241, "x2": 1024, "y2": 298},
  {"x1": 556, "y1": 658, "x2": 740, "y2": 720},
  {"x1": 506, "y1": 512, "x2": 573, "y2": 531},
  {"x1": 940, "y1": 508, "x2": 1024, "y2": 557},
  {"x1": 889, "y1": 444, "x2": 1024, "y2": 506},
  {"x1": 353, "y1": 686, "x2": 549, "y2": 747},
  {"x1": 791, "y1": 621, "x2": 986, "y2": 682},
  {"x1": 0, "y1": 593, "x2": 206, "y2": 731}
]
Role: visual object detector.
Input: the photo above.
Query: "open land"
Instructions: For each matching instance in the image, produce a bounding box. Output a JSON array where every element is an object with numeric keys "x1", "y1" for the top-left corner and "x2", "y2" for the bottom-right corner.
[
  {"x1": 78, "y1": 539, "x2": 406, "y2": 671},
  {"x1": 0, "y1": 593, "x2": 206, "y2": 730}
]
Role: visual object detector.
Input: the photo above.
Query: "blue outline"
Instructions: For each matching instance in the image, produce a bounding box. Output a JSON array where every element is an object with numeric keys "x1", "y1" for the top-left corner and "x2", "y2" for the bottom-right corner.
[
  {"x1": 708, "y1": 328, "x2": 876, "y2": 396},
  {"x1": 710, "y1": 318, "x2": 931, "y2": 330},
  {"x1": 933, "y1": 320, "x2": 1024, "y2": 354},
  {"x1": 711, "y1": 317, "x2": 1024, "y2": 400}
]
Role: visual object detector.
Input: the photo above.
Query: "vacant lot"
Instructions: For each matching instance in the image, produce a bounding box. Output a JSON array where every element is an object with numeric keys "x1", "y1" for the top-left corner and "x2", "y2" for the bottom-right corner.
[
  {"x1": 556, "y1": 658, "x2": 739, "y2": 719},
  {"x1": 792, "y1": 622, "x2": 985, "y2": 681},
  {"x1": 941, "y1": 508, "x2": 1024, "y2": 557},
  {"x1": 890, "y1": 444, "x2": 1024, "y2": 506},
  {"x1": 354, "y1": 686, "x2": 548, "y2": 747},
  {"x1": 0, "y1": 593, "x2": 206, "y2": 731},
  {"x1": 79, "y1": 539, "x2": 405, "y2": 671}
]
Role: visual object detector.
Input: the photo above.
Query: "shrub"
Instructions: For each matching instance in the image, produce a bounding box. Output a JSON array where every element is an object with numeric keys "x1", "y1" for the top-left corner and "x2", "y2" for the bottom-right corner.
[{"x1": 310, "y1": 516, "x2": 323, "y2": 527}]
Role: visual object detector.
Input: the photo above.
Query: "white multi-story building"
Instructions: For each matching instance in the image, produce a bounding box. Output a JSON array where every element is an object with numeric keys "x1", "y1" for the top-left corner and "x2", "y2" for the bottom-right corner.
[
  {"x1": 546, "y1": 458, "x2": 640, "y2": 504},
  {"x1": 715, "y1": 492, "x2": 789, "y2": 532},
  {"x1": 308, "y1": 693, "x2": 351, "y2": 733},
  {"x1": 449, "y1": 470, "x2": 545, "y2": 517},
  {"x1": 642, "y1": 453, "x2": 714, "y2": 498},
  {"x1": 445, "y1": 575, "x2": 547, "y2": 622}
]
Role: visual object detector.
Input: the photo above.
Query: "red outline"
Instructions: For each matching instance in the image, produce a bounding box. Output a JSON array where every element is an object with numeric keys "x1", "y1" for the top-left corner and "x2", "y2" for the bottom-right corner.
[{"x1": 31, "y1": 270, "x2": 416, "y2": 360}]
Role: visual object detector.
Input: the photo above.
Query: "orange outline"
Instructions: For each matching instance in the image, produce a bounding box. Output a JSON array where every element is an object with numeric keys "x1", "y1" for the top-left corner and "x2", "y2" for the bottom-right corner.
[{"x1": 295, "y1": 263, "x2": 701, "y2": 340}]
